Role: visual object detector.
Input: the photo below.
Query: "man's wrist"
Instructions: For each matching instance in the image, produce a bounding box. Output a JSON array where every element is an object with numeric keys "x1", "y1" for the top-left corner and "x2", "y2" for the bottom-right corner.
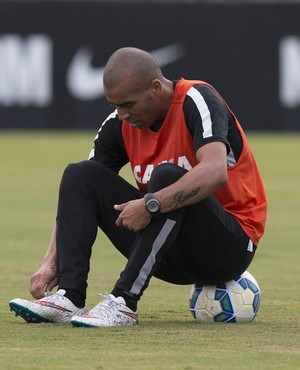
[{"x1": 144, "y1": 193, "x2": 161, "y2": 218}]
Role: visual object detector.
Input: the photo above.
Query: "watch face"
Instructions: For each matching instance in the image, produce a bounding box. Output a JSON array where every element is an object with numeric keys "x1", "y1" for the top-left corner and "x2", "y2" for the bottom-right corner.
[
  {"x1": 147, "y1": 199, "x2": 160, "y2": 213},
  {"x1": 144, "y1": 193, "x2": 161, "y2": 217}
]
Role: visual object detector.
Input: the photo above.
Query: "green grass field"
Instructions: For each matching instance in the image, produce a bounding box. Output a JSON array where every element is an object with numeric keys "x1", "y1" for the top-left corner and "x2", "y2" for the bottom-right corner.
[{"x1": 0, "y1": 131, "x2": 299, "y2": 370}]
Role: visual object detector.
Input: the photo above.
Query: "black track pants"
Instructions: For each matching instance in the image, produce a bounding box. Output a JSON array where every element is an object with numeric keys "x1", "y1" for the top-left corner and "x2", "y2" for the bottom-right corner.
[{"x1": 56, "y1": 160, "x2": 255, "y2": 301}]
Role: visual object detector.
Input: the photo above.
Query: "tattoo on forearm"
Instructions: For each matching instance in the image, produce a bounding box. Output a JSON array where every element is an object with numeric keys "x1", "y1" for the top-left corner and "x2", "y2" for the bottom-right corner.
[{"x1": 170, "y1": 187, "x2": 201, "y2": 209}]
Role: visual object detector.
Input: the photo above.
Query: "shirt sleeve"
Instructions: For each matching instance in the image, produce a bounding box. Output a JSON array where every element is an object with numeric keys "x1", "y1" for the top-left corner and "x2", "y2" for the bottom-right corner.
[
  {"x1": 183, "y1": 84, "x2": 231, "y2": 154},
  {"x1": 88, "y1": 110, "x2": 129, "y2": 173}
]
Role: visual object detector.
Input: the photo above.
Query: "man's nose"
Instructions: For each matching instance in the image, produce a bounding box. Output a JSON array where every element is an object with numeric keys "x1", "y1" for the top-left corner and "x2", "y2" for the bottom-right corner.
[{"x1": 117, "y1": 107, "x2": 130, "y2": 121}]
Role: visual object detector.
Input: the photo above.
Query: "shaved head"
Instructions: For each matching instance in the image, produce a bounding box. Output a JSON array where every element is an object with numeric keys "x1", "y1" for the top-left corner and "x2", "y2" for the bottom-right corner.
[{"x1": 103, "y1": 47, "x2": 163, "y2": 91}]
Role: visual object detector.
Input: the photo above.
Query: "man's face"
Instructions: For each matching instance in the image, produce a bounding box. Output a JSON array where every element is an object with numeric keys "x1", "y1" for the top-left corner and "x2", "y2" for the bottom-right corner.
[{"x1": 104, "y1": 79, "x2": 163, "y2": 130}]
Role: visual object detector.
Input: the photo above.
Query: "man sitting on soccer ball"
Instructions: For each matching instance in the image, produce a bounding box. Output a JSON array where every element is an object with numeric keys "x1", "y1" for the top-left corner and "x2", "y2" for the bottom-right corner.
[{"x1": 9, "y1": 47, "x2": 267, "y2": 327}]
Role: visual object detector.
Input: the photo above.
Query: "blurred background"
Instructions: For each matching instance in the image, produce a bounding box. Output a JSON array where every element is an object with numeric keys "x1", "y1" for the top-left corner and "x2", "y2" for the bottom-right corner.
[{"x1": 0, "y1": 0, "x2": 300, "y2": 131}]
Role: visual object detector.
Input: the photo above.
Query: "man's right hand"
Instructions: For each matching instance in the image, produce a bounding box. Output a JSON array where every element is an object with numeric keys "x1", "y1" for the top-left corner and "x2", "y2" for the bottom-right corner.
[{"x1": 30, "y1": 264, "x2": 58, "y2": 299}]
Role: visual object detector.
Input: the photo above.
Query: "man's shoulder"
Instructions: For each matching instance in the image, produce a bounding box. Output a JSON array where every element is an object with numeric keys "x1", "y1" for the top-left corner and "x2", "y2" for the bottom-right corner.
[
  {"x1": 177, "y1": 78, "x2": 213, "y2": 90},
  {"x1": 97, "y1": 110, "x2": 122, "y2": 134}
]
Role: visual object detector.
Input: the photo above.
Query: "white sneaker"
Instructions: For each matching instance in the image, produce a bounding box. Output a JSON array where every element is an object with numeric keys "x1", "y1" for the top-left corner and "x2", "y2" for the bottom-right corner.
[
  {"x1": 9, "y1": 289, "x2": 88, "y2": 323},
  {"x1": 71, "y1": 294, "x2": 138, "y2": 328}
]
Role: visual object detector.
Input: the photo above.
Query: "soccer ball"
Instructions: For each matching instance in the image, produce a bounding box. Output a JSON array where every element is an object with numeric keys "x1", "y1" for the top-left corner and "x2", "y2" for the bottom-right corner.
[{"x1": 189, "y1": 271, "x2": 261, "y2": 323}]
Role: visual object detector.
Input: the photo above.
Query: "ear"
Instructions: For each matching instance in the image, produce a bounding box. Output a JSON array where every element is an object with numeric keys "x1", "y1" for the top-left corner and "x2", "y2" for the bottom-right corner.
[{"x1": 150, "y1": 79, "x2": 163, "y2": 96}]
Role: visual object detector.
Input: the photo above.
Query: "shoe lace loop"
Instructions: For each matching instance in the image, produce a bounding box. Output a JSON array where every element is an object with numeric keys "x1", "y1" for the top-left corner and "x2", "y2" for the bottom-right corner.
[
  {"x1": 44, "y1": 291, "x2": 53, "y2": 297},
  {"x1": 91, "y1": 294, "x2": 121, "y2": 317}
]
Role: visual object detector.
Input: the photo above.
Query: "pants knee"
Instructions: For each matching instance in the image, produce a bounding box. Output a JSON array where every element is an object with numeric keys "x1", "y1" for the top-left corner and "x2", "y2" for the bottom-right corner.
[
  {"x1": 63, "y1": 160, "x2": 103, "y2": 180},
  {"x1": 62, "y1": 161, "x2": 85, "y2": 183},
  {"x1": 60, "y1": 160, "x2": 97, "y2": 193},
  {"x1": 147, "y1": 163, "x2": 188, "y2": 192}
]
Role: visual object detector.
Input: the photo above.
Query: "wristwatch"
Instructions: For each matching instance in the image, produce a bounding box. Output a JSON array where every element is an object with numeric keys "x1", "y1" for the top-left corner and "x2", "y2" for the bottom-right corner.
[{"x1": 144, "y1": 193, "x2": 161, "y2": 218}]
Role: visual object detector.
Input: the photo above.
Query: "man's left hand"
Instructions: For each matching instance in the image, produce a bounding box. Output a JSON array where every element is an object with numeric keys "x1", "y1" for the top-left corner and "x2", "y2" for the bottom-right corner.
[{"x1": 114, "y1": 198, "x2": 151, "y2": 232}]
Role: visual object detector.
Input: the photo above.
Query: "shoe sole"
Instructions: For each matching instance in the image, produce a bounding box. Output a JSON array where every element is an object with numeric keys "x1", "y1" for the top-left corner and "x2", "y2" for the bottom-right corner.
[
  {"x1": 71, "y1": 318, "x2": 138, "y2": 328},
  {"x1": 9, "y1": 302, "x2": 52, "y2": 323},
  {"x1": 71, "y1": 319, "x2": 96, "y2": 328}
]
